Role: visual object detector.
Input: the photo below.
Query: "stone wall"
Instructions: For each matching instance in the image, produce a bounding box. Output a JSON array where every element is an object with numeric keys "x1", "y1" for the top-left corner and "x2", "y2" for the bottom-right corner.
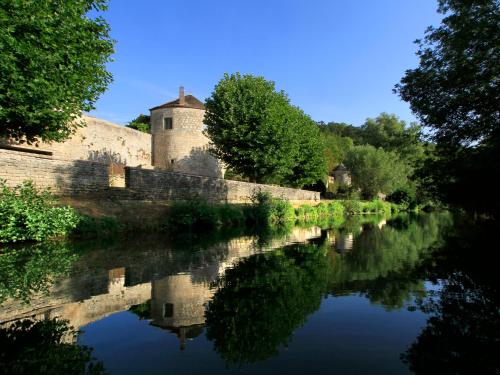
[
  {"x1": 0, "y1": 148, "x2": 319, "y2": 203},
  {"x1": 0, "y1": 148, "x2": 110, "y2": 194},
  {"x1": 0, "y1": 115, "x2": 152, "y2": 167},
  {"x1": 126, "y1": 167, "x2": 319, "y2": 203}
]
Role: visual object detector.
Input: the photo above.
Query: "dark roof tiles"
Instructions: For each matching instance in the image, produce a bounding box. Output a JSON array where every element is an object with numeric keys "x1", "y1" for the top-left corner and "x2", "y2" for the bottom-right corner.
[{"x1": 150, "y1": 95, "x2": 205, "y2": 111}]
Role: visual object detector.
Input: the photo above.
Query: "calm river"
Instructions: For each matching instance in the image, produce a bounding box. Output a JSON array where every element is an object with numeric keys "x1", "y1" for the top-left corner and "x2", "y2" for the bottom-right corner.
[{"x1": 1, "y1": 212, "x2": 498, "y2": 374}]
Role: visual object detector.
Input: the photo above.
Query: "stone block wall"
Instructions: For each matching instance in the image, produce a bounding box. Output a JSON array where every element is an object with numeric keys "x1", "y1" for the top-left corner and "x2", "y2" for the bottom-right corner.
[
  {"x1": 0, "y1": 148, "x2": 319, "y2": 203},
  {"x1": 125, "y1": 167, "x2": 320, "y2": 203},
  {"x1": 0, "y1": 115, "x2": 152, "y2": 167},
  {"x1": 0, "y1": 149, "x2": 109, "y2": 194}
]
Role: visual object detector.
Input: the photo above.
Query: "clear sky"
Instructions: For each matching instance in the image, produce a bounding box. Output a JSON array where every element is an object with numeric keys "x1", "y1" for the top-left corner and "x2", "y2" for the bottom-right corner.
[{"x1": 89, "y1": 0, "x2": 442, "y2": 126}]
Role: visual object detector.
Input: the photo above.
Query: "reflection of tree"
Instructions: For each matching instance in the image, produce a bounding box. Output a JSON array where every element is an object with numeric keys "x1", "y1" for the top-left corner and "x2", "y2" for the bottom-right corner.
[
  {"x1": 328, "y1": 213, "x2": 452, "y2": 310},
  {"x1": 0, "y1": 242, "x2": 78, "y2": 302},
  {"x1": 205, "y1": 212, "x2": 455, "y2": 366},
  {"x1": 401, "y1": 219, "x2": 500, "y2": 375},
  {"x1": 0, "y1": 318, "x2": 105, "y2": 374},
  {"x1": 205, "y1": 244, "x2": 331, "y2": 365}
]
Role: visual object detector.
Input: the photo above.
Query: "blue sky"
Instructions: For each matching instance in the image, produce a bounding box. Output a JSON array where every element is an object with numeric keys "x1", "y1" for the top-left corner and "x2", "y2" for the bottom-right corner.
[{"x1": 89, "y1": 0, "x2": 442, "y2": 126}]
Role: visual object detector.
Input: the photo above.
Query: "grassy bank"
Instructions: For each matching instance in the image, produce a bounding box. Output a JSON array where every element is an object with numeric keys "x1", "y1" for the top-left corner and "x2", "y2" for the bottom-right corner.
[
  {"x1": 166, "y1": 192, "x2": 408, "y2": 231},
  {"x1": 0, "y1": 181, "x2": 414, "y2": 244}
]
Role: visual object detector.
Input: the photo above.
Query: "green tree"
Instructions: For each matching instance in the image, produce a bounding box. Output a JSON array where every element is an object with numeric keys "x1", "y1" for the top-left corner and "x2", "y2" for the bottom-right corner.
[
  {"x1": 0, "y1": 0, "x2": 114, "y2": 143},
  {"x1": 125, "y1": 114, "x2": 150, "y2": 133},
  {"x1": 344, "y1": 145, "x2": 410, "y2": 199},
  {"x1": 394, "y1": 0, "x2": 500, "y2": 215},
  {"x1": 360, "y1": 113, "x2": 424, "y2": 165},
  {"x1": 204, "y1": 73, "x2": 327, "y2": 187},
  {"x1": 395, "y1": 0, "x2": 499, "y2": 147},
  {"x1": 322, "y1": 133, "x2": 354, "y2": 173}
]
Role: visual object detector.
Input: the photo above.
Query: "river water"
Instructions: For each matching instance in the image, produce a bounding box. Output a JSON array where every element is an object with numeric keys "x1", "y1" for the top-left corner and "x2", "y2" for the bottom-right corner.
[{"x1": 0, "y1": 212, "x2": 498, "y2": 374}]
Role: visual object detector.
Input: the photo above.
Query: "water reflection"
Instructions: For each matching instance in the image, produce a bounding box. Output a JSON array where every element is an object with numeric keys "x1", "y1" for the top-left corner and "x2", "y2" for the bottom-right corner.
[
  {"x1": 402, "y1": 218, "x2": 500, "y2": 375},
  {"x1": 0, "y1": 212, "x2": 496, "y2": 374},
  {"x1": 0, "y1": 318, "x2": 105, "y2": 374},
  {"x1": 0, "y1": 226, "x2": 322, "y2": 336}
]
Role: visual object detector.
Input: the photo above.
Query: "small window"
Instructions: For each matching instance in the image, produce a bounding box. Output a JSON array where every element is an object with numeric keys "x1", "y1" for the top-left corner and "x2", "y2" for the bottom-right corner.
[
  {"x1": 170, "y1": 159, "x2": 175, "y2": 164},
  {"x1": 163, "y1": 117, "x2": 173, "y2": 130},
  {"x1": 164, "y1": 303, "x2": 174, "y2": 318}
]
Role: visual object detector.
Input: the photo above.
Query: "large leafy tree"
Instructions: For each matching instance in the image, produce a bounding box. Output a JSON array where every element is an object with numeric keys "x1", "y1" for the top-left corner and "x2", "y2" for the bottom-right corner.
[
  {"x1": 360, "y1": 113, "x2": 424, "y2": 165},
  {"x1": 344, "y1": 145, "x2": 411, "y2": 199},
  {"x1": 322, "y1": 132, "x2": 354, "y2": 173},
  {"x1": 204, "y1": 73, "x2": 327, "y2": 187},
  {"x1": 395, "y1": 0, "x2": 499, "y2": 146},
  {"x1": 395, "y1": 0, "x2": 500, "y2": 215},
  {"x1": 0, "y1": 0, "x2": 114, "y2": 143}
]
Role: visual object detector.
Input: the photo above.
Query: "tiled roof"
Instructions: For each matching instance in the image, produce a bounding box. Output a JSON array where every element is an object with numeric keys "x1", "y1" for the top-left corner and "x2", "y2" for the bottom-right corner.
[{"x1": 150, "y1": 95, "x2": 205, "y2": 111}]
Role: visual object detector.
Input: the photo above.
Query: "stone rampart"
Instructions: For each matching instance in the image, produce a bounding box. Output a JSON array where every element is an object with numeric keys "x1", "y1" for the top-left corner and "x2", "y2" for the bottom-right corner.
[
  {"x1": 0, "y1": 115, "x2": 152, "y2": 167},
  {"x1": 0, "y1": 149, "x2": 319, "y2": 203}
]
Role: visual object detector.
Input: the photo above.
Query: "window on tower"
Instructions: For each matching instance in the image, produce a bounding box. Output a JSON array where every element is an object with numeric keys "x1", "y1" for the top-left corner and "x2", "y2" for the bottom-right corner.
[{"x1": 163, "y1": 117, "x2": 173, "y2": 130}]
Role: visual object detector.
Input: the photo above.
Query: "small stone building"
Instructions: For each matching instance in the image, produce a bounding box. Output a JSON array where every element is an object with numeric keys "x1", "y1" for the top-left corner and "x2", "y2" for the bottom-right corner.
[
  {"x1": 330, "y1": 163, "x2": 351, "y2": 186},
  {"x1": 150, "y1": 87, "x2": 223, "y2": 178}
]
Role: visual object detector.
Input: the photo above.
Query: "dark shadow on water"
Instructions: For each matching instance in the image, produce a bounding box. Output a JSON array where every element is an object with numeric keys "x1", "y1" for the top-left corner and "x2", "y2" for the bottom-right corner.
[{"x1": 0, "y1": 318, "x2": 105, "y2": 374}]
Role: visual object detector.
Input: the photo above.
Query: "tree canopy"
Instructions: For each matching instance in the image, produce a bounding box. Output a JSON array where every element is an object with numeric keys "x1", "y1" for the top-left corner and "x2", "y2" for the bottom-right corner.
[
  {"x1": 125, "y1": 114, "x2": 150, "y2": 133},
  {"x1": 0, "y1": 0, "x2": 114, "y2": 143},
  {"x1": 395, "y1": 0, "x2": 500, "y2": 216},
  {"x1": 395, "y1": 0, "x2": 499, "y2": 147},
  {"x1": 344, "y1": 145, "x2": 411, "y2": 199},
  {"x1": 204, "y1": 73, "x2": 327, "y2": 187}
]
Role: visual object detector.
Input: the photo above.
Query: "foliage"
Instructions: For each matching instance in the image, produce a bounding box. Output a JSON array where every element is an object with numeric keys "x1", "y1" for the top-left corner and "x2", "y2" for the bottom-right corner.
[
  {"x1": 395, "y1": 0, "x2": 499, "y2": 147},
  {"x1": 204, "y1": 73, "x2": 327, "y2": 187},
  {"x1": 322, "y1": 133, "x2": 354, "y2": 173},
  {"x1": 0, "y1": 318, "x2": 105, "y2": 374},
  {"x1": 205, "y1": 212, "x2": 454, "y2": 365},
  {"x1": 205, "y1": 244, "x2": 331, "y2": 365},
  {"x1": 125, "y1": 114, "x2": 150, "y2": 133},
  {"x1": 129, "y1": 300, "x2": 151, "y2": 320},
  {"x1": 359, "y1": 113, "x2": 424, "y2": 165},
  {"x1": 395, "y1": 0, "x2": 500, "y2": 216},
  {"x1": 387, "y1": 186, "x2": 417, "y2": 210},
  {"x1": 0, "y1": 0, "x2": 114, "y2": 143},
  {"x1": 246, "y1": 191, "x2": 296, "y2": 226},
  {"x1": 71, "y1": 215, "x2": 124, "y2": 238},
  {"x1": 167, "y1": 197, "x2": 245, "y2": 230},
  {"x1": 318, "y1": 121, "x2": 365, "y2": 144},
  {"x1": 344, "y1": 145, "x2": 411, "y2": 199},
  {"x1": 0, "y1": 181, "x2": 80, "y2": 243},
  {"x1": 402, "y1": 216, "x2": 500, "y2": 374},
  {"x1": 0, "y1": 242, "x2": 77, "y2": 303}
]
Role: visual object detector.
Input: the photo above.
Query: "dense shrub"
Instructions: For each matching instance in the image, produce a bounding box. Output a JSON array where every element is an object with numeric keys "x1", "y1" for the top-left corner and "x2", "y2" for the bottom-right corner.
[
  {"x1": 387, "y1": 187, "x2": 417, "y2": 210},
  {"x1": 167, "y1": 198, "x2": 245, "y2": 229},
  {"x1": 71, "y1": 215, "x2": 125, "y2": 238},
  {"x1": 341, "y1": 200, "x2": 363, "y2": 215},
  {"x1": 0, "y1": 181, "x2": 79, "y2": 243},
  {"x1": 248, "y1": 192, "x2": 295, "y2": 225}
]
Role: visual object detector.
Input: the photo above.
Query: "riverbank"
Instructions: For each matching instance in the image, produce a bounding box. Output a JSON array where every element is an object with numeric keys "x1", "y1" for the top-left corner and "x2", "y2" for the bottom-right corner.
[{"x1": 0, "y1": 181, "x2": 416, "y2": 244}]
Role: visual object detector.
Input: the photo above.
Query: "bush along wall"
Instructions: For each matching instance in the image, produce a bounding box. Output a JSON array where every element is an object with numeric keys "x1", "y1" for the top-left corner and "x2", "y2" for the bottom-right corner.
[
  {"x1": 0, "y1": 181, "x2": 80, "y2": 243},
  {"x1": 166, "y1": 192, "x2": 404, "y2": 231}
]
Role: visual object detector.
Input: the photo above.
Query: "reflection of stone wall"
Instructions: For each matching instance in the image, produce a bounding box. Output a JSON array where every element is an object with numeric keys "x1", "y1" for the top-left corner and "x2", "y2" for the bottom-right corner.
[{"x1": 0, "y1": 227, "x2": 323, "y2": 335}]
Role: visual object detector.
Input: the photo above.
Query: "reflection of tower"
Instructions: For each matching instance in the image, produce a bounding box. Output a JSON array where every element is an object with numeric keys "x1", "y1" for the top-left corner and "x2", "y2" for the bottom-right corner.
[
  {"x1": 378, "y1": 219, "x2": 387, "y2": 229},
  {"x1": 334, "y1": 233, "x2": 354, "y2": 254},
  {"x1": 149, "y1": 86, "x2": 223, "y2": 177},
  {"x1": 150, "y1": 274, "x2": 213, "y2": 349}
]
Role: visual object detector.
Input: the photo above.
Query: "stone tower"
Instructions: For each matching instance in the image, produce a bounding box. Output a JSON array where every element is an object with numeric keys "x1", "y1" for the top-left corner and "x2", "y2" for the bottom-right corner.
[{"x1": 149, "y1": 87, "x2": 222, "y2": 177}]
